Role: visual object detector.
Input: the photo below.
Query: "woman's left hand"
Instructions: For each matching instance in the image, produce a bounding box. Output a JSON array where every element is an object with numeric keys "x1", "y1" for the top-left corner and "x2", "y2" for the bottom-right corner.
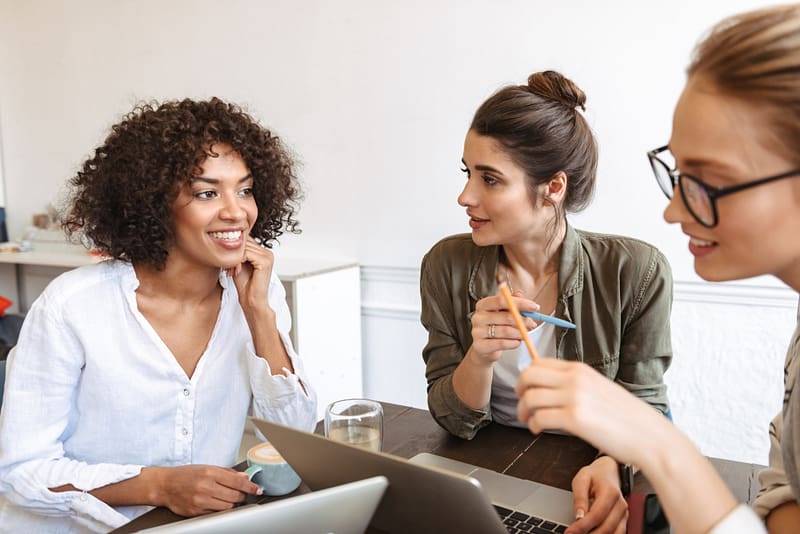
[
  {"x1": 228, "y1": 236, "x2": 274, "y2": 313},
  {"x1": 566, "y1": 455, "x2": 628, "y2": 534}
]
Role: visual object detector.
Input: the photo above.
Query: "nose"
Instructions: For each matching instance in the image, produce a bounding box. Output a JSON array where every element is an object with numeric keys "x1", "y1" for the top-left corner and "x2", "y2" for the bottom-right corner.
[
  {"x1": 663, "y1": 184, "x2": 691, "y2": 225},
  {"x1": 457, "y1": 178, "x2": 476, "y2": 207},
  {"x1": 219, "y1": 194, "x2": 248, "y2": 221}
]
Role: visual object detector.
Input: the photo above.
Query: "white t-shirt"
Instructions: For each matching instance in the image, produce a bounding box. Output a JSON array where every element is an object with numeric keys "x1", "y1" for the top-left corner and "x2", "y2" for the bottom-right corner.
[
  {"x1": 491, "y1": 322, "x2": 557, "y2": 427},
  {"x1": 0, "y1": 260, "x2": 317, "y2": 533}
]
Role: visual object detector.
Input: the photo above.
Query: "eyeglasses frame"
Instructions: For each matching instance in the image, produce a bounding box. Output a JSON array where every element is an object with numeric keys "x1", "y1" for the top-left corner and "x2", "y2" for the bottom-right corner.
[{"x1": 647, "y1": 145, "x2": 800, "y2": 228}]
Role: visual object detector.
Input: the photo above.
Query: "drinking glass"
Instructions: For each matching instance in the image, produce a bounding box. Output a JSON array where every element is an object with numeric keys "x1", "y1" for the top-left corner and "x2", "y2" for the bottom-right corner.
[{"x1": 324, "y1": 398, "x2": 383, "y2": 452}]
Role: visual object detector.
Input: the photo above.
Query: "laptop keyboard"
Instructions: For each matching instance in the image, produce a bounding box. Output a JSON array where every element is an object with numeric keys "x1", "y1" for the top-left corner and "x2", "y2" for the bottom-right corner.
[{"x1": 494, "y1": 505, "x2": 568, "y2": 534}]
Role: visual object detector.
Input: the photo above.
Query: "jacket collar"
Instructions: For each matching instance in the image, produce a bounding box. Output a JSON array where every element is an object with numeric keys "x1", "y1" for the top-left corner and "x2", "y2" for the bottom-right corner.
[{"x1": 558, "y1": 223, "x2": 583, "y2": 298}]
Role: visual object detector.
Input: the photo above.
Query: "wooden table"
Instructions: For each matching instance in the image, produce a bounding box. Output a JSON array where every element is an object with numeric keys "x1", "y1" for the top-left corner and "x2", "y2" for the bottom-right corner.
[{"x1": 115, "y1": 402, "x2": 763, "y2": 532}]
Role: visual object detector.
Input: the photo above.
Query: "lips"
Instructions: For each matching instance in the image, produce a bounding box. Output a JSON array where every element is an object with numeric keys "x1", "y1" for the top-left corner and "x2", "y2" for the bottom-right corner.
[
  {"x1": 468, "y1": 215, "x2": 489, "y2": 230},
  {"x1": 688, "y1": 235, "x2": 717, "y2": 257}
]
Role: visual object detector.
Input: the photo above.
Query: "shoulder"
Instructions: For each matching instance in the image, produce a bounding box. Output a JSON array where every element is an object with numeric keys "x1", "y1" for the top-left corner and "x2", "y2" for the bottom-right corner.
[
  {"x1": 420, "y1": 233, "x2": 492, "y2": 299},
  {"x1": 423, "y1": 233, "x2": 482, "y2": 267},
  {"x1": 575, "y1": 229, "x2": 670, "y2": 275},
  {"x1": 38, "y1": 260, "x2": 132, "y2": 308}
]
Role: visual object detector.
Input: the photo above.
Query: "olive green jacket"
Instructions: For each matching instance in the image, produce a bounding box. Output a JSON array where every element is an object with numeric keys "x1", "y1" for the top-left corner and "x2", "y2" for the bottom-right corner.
[{"x1": 420, "y1": 225, "x2": 673, "y2": 439}]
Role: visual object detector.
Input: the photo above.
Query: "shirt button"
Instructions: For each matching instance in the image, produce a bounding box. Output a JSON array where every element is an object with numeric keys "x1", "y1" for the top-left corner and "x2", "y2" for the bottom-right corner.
[
  {"x1": 183, "y1": 388, "x2": 190, "y2": 397},
  {"x1": 182, "y1": 428, "x2": 188, "y2": 436},
  {"x1": 80, "y1": 494, "x2": 87, "y2": 501}
]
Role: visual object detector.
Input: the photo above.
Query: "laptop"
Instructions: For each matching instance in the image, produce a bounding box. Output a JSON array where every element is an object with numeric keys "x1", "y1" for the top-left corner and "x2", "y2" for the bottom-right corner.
[
  {"x1": 137, "y1": 475, "x2": 388, "y2": 534},
  {"x1": 254, "y1": 419, "x2": 574, "y2": 534}
]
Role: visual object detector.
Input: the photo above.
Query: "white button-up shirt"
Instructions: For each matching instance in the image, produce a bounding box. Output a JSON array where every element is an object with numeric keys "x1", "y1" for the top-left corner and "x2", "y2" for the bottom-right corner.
[{"x1": 0, "y1": 260, "x2": 317, "y2": 532}]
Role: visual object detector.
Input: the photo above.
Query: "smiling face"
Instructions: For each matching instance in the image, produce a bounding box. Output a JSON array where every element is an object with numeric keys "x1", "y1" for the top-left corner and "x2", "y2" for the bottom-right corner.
[
  {"x1": 665, "y1": 76, "x2": 800, "y2": 286},
  {"x1": 169, "y1": 143, "x2": 257, "y2": 271},
  {"x1": 458, "y1": 130, "x2": 558, "y2": 248}
]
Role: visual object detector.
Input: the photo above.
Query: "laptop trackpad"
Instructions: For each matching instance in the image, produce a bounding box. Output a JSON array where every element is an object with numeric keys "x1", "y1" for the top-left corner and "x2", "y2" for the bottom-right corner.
[
  {"x1": 470, "y1": 467, "x2": 538, "y2": 507},
  {"x1": 474, "y1": 467, "x2": 575, "y2": 524}
]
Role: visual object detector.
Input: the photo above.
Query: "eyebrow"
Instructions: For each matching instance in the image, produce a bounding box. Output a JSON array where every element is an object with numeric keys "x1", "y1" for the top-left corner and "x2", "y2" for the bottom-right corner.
[
  {"x1": 461, "y1": 159, "x2": 505, "y2": 175},
  {"x1": 189, "y1": 174, "x2": 253, "y2": 185},
  {"x1": 676, "y1": 156, "x2": 741, "y2": 176}
]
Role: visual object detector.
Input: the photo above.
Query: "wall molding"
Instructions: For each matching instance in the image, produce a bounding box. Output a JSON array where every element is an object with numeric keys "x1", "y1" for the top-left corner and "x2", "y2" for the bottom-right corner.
[
  {"x1": 361, "y1": 304, "x2": 421, "y2": 321},
  {"x1": 672, "y1": 280, "x2": 797, "y2": 309},
  {"x1": 360, "y1": 265, "x2": 421, "y2": 320},
  {"x1": 360, "y1": 265, "x2": 799, "y2": 319}
]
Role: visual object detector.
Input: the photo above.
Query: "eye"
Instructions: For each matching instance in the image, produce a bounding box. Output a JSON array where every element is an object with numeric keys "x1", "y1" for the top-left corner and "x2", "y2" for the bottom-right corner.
[
  {"x1": 194, "y1": 190, "x2": 218, "y2": 200},
  {"x1": 238, "y1": 187, "x2": 254, "y2": 198},
  {"x1": 482, "y1": 174, "x2": 498, "y2": 186}
]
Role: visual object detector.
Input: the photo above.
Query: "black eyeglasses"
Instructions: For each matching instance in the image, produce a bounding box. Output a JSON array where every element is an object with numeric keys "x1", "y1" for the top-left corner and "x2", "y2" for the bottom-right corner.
[{"x1": 647, "y1": 145, "x2": 800, "y2": 228}]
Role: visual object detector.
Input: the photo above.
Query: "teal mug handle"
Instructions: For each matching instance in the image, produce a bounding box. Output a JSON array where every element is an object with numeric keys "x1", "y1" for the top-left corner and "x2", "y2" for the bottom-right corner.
[{"x1": 245, "y1": 464, "x2": 262, "y2": 481}]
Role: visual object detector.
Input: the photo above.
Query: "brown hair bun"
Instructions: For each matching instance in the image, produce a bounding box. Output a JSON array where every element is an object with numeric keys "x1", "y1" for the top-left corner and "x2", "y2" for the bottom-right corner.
[{"x1": 527, "y1": 70, "x2": 587, "y2": 112}]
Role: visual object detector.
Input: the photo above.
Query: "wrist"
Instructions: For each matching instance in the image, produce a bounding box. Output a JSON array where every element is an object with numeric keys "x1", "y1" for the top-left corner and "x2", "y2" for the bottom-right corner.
[
  {"x1": 591, "y1": 454, "x2": 625, "y2": 492},
  {"x1": 140, "y1": 466, "x2": 165, "y2": 507},
  {"x1": 591, "y1": 453, "x2": 619, "y2": 473},
  {"x1": 635, "y1": 417, "x2": 690, "y2": 477},
  {"x1": 244, "y1": 306, "x2": 276, "y2": 328},
  {"x1": 465, "y1": 347, "x2": 494, "y2": 370}
]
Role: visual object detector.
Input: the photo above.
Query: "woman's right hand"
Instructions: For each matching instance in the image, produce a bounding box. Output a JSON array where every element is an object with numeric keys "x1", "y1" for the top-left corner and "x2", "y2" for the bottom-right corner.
[
  {"x1": 514, "y1": 358, "x2": 667, "y2": 467},
  {"x1": 149, "y1": 465, "x2": 262, "y2": 517},
  {"x1": 468, "y1": 292, "x2": 538, "y2": 367}
]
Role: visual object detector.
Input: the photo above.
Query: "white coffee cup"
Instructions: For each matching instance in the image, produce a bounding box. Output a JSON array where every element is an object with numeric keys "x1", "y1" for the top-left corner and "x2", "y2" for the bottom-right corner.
[{"x1": 244, "y1": 441, "x2": 301, "y2": 496}]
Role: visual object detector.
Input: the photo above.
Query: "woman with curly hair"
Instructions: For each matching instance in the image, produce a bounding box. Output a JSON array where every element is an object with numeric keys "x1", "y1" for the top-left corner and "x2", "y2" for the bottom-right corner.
[{"x1": 0, "y1": 97, "x2": 317, "y2": 532}]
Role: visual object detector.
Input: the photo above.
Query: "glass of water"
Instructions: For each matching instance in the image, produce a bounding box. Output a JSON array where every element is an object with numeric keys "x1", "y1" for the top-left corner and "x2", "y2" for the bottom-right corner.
[{"x1": 324, "y1": 399, "x2": 383, "y2": 452}]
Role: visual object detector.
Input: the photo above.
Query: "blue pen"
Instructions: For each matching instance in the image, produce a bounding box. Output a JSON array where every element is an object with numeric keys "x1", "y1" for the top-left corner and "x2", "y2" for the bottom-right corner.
[{"x1": 520, "y1": 310, "x2": 576, "y2": 329}]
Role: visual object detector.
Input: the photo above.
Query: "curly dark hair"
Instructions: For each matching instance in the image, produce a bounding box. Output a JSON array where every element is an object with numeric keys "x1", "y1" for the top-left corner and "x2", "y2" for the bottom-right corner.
[{"x1": 63, "y1": 97, "x2": 301, "y2": 270}]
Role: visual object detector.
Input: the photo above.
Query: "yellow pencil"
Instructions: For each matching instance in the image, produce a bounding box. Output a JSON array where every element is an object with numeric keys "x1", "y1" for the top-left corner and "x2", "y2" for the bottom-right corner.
[{"x1": 496, "y1": 273, "x2": 539, "y2": 361}]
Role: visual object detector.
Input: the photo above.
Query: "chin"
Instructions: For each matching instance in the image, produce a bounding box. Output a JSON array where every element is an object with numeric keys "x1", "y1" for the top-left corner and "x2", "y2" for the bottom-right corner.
[
  {"x1": 694, "y1": 258, "x2": 757, "y2": 283},
  {"x1": 470, "y1": 232, "x2": 497, "y2": 248},
  {"x1": 213, "y1": 252, "x2": 244, "y2": 270},
  {"x1": 217, "y1": 259, "x2": 242, "y2": 270}
]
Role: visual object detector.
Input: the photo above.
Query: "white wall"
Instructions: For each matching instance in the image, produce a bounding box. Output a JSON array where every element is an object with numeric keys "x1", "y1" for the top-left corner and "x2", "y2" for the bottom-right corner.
[
  {"x1": 0, "y1": 0, "x2": 781, "y2": 279},
  {"x1": 1, "y1": 0, "x2": 796, "y2": 464}
]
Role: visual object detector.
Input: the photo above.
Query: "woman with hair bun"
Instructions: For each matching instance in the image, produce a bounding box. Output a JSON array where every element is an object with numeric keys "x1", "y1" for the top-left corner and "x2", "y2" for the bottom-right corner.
[
  {"x1": 0, "y1": 97, "x2": 316, "y2": 532},
  {"x1": 420, "y1": 70, "x2": 673, "y2": 533}
]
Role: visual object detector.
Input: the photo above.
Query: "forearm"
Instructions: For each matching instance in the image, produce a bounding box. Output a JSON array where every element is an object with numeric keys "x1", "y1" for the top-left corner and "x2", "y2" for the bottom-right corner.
[
  {"x1": 51, "y1": 466, "x2": 162, "y2": 507},
  {"x1": 451, "y1": 347, "x2": 494, "y2": 409},
  {"x1": 636, "y1": 423, "x2": 738, "y2": 534},
  {"x1": 766, "y1": 501, "x2": 800, "y2": 533},
  {"x1": 245, "y1": 308, "x2": 294, "y2": 375}
]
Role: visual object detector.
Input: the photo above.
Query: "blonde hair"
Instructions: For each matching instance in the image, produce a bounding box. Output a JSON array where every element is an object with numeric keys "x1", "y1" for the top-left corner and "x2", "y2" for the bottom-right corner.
[{"x1": 688, "y1": 4, "x2": 800, "y2": 163}]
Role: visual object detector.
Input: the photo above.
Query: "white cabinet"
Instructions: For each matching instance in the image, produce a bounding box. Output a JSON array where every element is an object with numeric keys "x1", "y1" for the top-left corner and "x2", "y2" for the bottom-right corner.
[
  {"x1": 277, "y1": 257, "x2": 363, "y2": 420},
  {"x1": 0, "y1": 249, "x2": 362, "y2": 420}
]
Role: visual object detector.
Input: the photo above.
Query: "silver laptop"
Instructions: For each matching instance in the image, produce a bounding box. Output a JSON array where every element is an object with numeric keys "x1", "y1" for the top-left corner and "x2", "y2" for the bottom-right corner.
[
  {"x1": 253, "y1": 419, "x2": 574, "y2": 534},
  {"x1": 137, "y1": 475, "x2": 388, "y2": 534}
]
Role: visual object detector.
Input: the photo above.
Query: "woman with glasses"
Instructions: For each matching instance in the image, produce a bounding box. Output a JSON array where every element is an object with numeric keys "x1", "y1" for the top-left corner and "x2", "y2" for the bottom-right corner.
[
  {"x1": 421, "y1": 70, "x2": 674, "y2": 534},
  {"x1": 516, "y1": 5, "x2": 800, "y2": 533}
]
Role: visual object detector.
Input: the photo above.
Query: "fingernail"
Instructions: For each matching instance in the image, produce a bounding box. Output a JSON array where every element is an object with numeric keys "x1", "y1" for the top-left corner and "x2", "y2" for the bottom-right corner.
[
  {"x1": 256, "y1": 488, "x2": 263, "y2": 495},
  {"x1": 575, "y1": 508, "x2": 584, "y2": 519}
]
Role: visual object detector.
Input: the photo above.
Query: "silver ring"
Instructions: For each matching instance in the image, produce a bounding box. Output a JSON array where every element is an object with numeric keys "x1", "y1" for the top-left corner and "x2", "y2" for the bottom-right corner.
[{"x1": 488, "y1": 324, "x2": 495, "y2": 338}]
